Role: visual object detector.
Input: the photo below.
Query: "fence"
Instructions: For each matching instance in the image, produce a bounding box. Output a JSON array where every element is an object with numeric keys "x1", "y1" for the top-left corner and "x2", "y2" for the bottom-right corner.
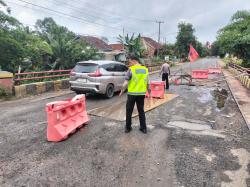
[
  {"x1": 227, "y1": 62, "x2": 250, "y2": 89},
  {"x1": 228, "y1": 63, "x2": 250, "y2": 77},
  {"x1": 14, "y1": 64, "x2": 162, "y2": 85},
  {"x1": 14, "y1": 70, "x2": 71, "y2": 85}
]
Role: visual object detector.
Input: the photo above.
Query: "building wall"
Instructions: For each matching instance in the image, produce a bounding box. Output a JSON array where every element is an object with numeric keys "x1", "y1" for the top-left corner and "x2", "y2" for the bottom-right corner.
[{"x1": 0, "y1": 71, "x2": 14, "y2": 95}]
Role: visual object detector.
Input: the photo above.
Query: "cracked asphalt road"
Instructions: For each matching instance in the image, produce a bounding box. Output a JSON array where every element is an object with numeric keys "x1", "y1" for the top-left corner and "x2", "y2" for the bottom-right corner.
[{"x1": 0, "y1": 58, "x2": 249, "y2": 187}]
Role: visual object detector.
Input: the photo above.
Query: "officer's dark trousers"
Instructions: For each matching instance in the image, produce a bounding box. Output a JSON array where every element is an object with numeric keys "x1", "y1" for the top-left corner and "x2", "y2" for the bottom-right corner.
[
  {"x1": 126, "y1": 95, "x2": 146, "y2": 130},
  {"x1": 162, "y1": 73, "x2": 169, "y2": 89}
]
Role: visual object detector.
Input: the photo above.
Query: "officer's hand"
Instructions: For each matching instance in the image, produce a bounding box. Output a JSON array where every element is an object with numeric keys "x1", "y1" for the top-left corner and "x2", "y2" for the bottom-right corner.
[{"x1": 119, "y1": 90, "x2": 123, "y2": 96}]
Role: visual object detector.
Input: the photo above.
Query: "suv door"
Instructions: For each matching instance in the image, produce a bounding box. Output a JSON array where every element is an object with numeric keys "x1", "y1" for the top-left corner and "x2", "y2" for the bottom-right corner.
[
  {"x1": 113, "y1": 64, "x2": 128, "y2": 91},
  {"x1": 100, "y1": 63, "x2": 115, "y2": 88}
]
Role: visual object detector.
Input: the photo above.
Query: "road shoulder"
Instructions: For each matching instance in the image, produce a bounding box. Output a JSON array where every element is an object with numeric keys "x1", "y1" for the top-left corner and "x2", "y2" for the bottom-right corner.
[{"x1": 223, "y1": 69, "x2": 250, "y2": 129}]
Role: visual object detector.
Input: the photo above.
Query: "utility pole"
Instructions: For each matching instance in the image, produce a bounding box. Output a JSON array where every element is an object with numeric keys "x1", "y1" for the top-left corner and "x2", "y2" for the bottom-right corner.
[
  {"x1": 156, "y1": 20, "x2": 164, "y2": 44},
  {"x1": 122, "y1": 27, "x2": 125, "y2": 51},
  {"x1": 156, "y1": 20, "x2": 164, "y2": 56}
]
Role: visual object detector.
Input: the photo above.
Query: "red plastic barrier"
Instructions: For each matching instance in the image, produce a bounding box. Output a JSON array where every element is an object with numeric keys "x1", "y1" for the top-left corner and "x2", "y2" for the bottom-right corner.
[
  {"x1": 192, "y1": 70, "x2": 209, "y2": 79},
  {"x1": 46, "y1": 94, "x2": 90, "y2": 142},
  {"x1": 208, "y1": 67, "x2": 221, "y2": 74},
  {"x1": 173, "y1": 79, "x2": 180, "y2": 85},
  {"x1": 146, "y1": 81, "x2": 165, "y2": 99}
]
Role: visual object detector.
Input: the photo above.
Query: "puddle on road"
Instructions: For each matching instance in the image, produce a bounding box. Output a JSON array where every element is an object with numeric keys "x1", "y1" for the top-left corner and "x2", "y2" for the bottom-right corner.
[
  {"x1": 167, "y1": 121, "x2": 211, "y2": 131},
  {"x1": 166, "y1": 120, "x2": 226, "y2": 138},
  {"x1": 192, "y1": 86, "x2": 229, "y2": 110},
  {"x1": 212, "y1": 88, "x2": 228, "y2": 109}
]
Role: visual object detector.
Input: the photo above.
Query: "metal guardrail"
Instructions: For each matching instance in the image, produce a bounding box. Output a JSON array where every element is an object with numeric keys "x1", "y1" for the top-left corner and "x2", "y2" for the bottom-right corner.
[
  {"x1": 14, "y1": 70, "x2": 71, "y2": 84},
  {"x1": 228, "y1": 62, "x2": 250, "y2": 77},
  {"x1": 14, "y1": 64, "x2": 161, "y2": 85}
]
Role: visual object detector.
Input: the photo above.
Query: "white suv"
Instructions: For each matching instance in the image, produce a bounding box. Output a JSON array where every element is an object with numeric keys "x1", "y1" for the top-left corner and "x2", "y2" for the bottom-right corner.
[{"x1": 69, "y1": 60, "x2": 128, "y2": 98}]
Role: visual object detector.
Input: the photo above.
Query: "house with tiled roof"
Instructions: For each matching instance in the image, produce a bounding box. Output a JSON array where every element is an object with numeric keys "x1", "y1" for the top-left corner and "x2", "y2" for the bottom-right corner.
[
  {"x1": 109, "y1": 44, "x2": 124, "y2": 51},
  {"x1": 141, "y1": 37, "x2": 162, "y2": 57},
  {"x1": 81, "y1": 36, "x2": 126, "y2": 62},
  {"x1": 108, "y1": 43, "x2": 126, "y2": 62},
  {"x1": 81, "y1": 36, "x2": 112, "y2": 52}
]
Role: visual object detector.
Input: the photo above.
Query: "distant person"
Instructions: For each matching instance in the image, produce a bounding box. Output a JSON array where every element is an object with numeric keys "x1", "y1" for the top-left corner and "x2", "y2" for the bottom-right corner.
[
  {"x1": 119, "y1": 55, "x2": 150, "y2": 134},
  {"x1": 160, "y1": 62, "x2": 170, "y2": 90}
]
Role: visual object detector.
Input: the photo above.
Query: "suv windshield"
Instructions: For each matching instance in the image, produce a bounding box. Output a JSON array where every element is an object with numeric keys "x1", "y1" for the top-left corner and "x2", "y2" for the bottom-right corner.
[{"x1": 74, "y1": 63, "x2": 98, "y2": 73}]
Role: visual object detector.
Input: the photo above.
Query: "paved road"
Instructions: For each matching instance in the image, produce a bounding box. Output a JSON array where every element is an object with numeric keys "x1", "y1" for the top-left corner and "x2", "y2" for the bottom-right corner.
[{"x1": 0, "y1": 58, "x2": 250, "y2": 187}]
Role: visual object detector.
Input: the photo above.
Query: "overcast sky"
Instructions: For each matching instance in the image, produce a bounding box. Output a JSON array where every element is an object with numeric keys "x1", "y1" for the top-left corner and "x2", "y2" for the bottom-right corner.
[{"x1": 4, "y1": 0, "x2": 250, "y2": 44}]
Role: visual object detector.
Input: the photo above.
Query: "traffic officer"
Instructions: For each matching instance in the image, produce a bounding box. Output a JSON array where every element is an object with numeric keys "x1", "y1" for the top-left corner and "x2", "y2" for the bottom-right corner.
[
  {"x1": 159, "y1": 62, "x2": 170, "y2": 90},
  {"x1": 119, "y1": 55, "x2": 150, "y2": 134}
]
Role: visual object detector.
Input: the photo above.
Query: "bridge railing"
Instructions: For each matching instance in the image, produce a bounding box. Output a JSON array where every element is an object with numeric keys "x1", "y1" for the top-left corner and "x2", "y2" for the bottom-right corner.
[
  {"x1": 14, "y1": 64, "x2": 162, "y2": 85},
  {"x1": 14, "y1": 69, "x2": 71, "y2": 85},
  {"x1": 228, "y1": 62, "x2": 250, "y2": 77}
]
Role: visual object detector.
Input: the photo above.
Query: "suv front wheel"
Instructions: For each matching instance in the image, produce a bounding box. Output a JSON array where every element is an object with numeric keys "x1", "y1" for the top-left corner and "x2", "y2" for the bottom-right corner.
[{"x1": 105, "y1": 84, "x2": 114, "y2": 98}]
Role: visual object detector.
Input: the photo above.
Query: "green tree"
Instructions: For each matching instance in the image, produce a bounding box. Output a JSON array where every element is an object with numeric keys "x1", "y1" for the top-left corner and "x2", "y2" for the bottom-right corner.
[
  {"x1": 175, "y1": 22, "x2": 196, "y2": 58},
  {"x1": 35, "y1": 17, "x2": 98, "y2": 69},
  {"x1": 0, "y1": 31, "x2": 23, "y2": 72},
  {"x1": 159, "y1": 43, "x2": 176, "y2": 59},
  {"x1": 210, "y1": 41, "x2": 225, "y2": 58},
  {"x1": 0, "y1": 0, "x2": 20, "y2": 29},
  {"x1": 11, "y1": 27, "x2": 53, "y2": 71},
  {"x1": 195, "y1": 41, "x2": 209, "y2": 57},
  {"x1": 217, "y1": 10, "x2": 250, "y2": 67},
  {"x1": 0, "y1": 1, "x2": 52, "y2": 72}
]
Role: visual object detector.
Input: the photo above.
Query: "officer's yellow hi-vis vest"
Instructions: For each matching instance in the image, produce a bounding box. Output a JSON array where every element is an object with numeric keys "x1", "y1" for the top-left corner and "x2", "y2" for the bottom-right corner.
[{"x1": 128, "y1": 65, "x2": 149, "y2": 95}]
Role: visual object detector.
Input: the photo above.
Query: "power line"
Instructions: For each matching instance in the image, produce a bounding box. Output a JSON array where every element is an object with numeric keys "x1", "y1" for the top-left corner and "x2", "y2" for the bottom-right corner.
[
  {"x1": 6, "y1": 0, "x2": 118, "y2": 35},
  {"x1": 47, "y1": 0, "x2": 119, "y2": 24},
  {"x1": 44, "y1": 0, "x2": 150, "y2": 33},
  {"x1": 54, "y1": 0, "x2": 157, "y2": 23},
  {"x1": 6, "y1": 0, "x2": 163, "y2": 39},
  {"x1": 85, "y1": 2, "x2": 156, "y2": 23},
  {"x1": 11, "y1": 0, "x2": 125, "y2": 31}
]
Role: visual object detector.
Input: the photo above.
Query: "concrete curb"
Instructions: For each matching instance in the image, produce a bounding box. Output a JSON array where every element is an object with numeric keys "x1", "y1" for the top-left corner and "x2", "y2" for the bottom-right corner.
[{"x1": 14, "y1": 79, "x2": 70, "y2": 98}]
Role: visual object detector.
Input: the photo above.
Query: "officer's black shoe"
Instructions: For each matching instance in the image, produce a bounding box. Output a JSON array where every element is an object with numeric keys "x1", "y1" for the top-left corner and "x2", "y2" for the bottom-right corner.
[
  {"x1": 125, "y1": 127, "x2": 132, "y2": 133},
  {"x1": 139, "y1": 128, "x2": 147, "y2": 134}
]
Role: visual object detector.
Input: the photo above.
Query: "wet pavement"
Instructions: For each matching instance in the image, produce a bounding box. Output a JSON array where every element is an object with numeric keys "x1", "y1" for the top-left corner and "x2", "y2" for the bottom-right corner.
[
  {"x1": 0, "y1": 58, "x2": 250, "y2": 187},
  {"x1": 213, "y1": 88, "x2": 228, "y2": 109}
]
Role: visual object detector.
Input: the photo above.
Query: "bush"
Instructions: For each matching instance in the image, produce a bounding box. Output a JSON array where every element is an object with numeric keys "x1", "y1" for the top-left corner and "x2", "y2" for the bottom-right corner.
[
  {"x1": 0, "y1": 87, "x2": 7, "y2": 98},
  {"x1": 152, "y1": 56, "x2": 162, "y2": 63},
  {"x1": 224, "y1": 56, "x2": 243, "y2": 65}
]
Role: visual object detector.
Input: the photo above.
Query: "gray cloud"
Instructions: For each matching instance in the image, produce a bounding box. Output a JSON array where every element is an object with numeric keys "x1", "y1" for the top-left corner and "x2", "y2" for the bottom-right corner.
[{"x1": 7, "y1": 0, "x2": 250, "y2": 44}]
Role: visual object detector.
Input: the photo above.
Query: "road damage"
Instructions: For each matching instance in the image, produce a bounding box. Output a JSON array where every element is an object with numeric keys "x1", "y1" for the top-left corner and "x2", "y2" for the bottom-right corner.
[{"x1": 0, "y1": 58, "x2": 249, "y2": 187}]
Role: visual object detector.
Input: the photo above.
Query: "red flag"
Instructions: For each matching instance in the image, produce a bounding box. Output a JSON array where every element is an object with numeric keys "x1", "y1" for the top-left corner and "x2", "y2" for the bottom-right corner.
[{"x1": 188, "y1": 45, "x2": 199, "y2": 62}]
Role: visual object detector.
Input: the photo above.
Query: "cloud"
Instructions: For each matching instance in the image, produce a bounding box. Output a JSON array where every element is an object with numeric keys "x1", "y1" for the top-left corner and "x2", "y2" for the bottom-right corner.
[{"x1": 6, "y1": 0, "x2": 250, "y2": 44}]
